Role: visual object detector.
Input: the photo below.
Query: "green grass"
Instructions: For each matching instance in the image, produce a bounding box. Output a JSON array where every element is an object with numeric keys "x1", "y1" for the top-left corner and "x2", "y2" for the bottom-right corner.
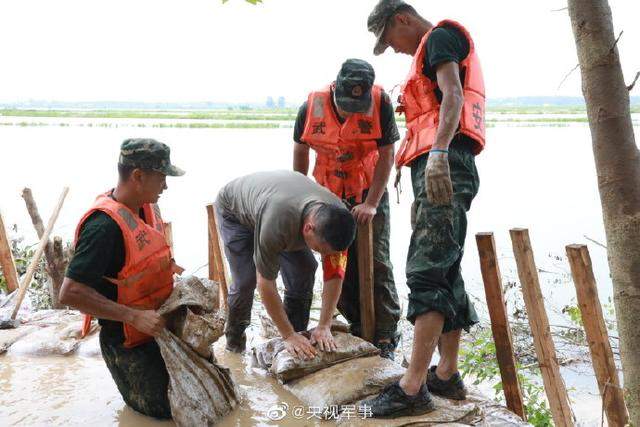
[
  {"x1": 0, "y1": 109, "x2": 297, "y2": 121},
  {"x1": 0, "y1": 106, "x2": 638, "y2": 129}
]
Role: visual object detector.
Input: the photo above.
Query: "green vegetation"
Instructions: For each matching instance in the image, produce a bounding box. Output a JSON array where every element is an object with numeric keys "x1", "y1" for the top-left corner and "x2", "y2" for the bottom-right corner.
[{"x1": 0, "y1": 105, "x2": 638, "y2": 129}]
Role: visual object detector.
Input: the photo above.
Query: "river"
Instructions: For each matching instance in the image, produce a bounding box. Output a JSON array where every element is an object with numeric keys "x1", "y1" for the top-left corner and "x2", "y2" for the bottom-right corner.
[{"x1": 0, "y1": 116, "x2": 638, "y2": 425}]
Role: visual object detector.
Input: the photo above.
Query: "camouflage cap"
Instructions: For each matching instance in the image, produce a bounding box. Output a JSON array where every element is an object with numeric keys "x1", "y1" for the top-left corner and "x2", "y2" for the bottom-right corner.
[
  {"x1": 334, "y1": 59, "x2": 375, "y2": 114},
  {"x1": 118, "y1": 138, "x2": 185, "y2": 177},
  {"x1": 367, "y1": 0, "x2": 411, "y2": 55}
]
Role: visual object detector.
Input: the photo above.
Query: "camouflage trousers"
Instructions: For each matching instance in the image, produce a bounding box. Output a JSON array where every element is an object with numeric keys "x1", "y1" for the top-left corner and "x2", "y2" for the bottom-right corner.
[
  {"x1": 406, "y1": 142, "x2": 480, "y2": 333},
  {"x1": 338, "y1": 191, "x2": 401, "y2": 343},
  {"x1": 99, "y1": 329, "x2": 172, "y2": 419}
]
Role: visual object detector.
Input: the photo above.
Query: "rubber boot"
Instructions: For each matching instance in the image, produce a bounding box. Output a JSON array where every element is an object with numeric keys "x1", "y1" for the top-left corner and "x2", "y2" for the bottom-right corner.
[
  {"x1": 224, "y1": 310, "x2": 249, "y2": 353},
  {"x1": 283, "y1": 296, "x2": 312, "y2": 332}
]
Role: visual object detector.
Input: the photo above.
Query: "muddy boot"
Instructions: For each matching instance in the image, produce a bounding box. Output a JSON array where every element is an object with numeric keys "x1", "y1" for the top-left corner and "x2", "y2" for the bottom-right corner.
[
  {"x1": 376, "y1": 331, "x2": 400, "y2": 361},
  {"x1": 360, "y1": 381, "x2": 435, "y2": 418},
  {"x1": 225, "y1": 331, "x2": 246, "y2": 353},
  {"x1": 426, "y1": 366, "x2": 467, "y2": 400},
  {"x1": 283, "y1": 296, "x2": 312, "y2": 332},
  {"x1": 224, "y1": 314, "x2": 248, "y2": 353}
]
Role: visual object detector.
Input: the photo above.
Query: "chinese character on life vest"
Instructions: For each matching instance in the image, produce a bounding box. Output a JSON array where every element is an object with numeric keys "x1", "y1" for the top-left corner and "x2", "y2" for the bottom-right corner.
[
  {"x1": 135, "y1": 230, "x2": 151, "y2": 250},
  {"x1": 312, "y1": 122, "x2": 327, "y2": 135},
  {"x1": 358, "y1": 120, "x2": 373, "y2": 135},
  {"x1": 472, "y1": 103, "x2": 483, "y2": 131}
]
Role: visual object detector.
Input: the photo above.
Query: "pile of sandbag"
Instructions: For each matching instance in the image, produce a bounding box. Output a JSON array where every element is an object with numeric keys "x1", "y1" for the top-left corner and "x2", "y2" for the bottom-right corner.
[
  {"x1": 156, "y1": 275, "x2": 239, "y2": 426},
  {"x1": 252, "y1": 329, "x2": 405, "y2": 409}
]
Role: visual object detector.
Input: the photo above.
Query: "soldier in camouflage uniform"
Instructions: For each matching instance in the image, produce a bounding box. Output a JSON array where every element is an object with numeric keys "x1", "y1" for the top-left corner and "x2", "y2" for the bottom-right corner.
[
  {"x1": 293, "y1": 59, "x2": 401, "y2": 359},
  {"x1": 361, "y1": 0, "x2": 485, "y2": 417},
  {"x1": 60, "y1": 139, "x2": 185, "y2": 419}
]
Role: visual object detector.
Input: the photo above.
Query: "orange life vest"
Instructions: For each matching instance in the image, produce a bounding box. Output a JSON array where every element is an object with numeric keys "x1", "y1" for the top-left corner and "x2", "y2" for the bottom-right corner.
[
  {"x1": 76, "y1": 192, "x2": 174, "y2": 348},
  {"x1": 300, "y1": 84, "x2": 383, "y2": 202},
  {"x1": 395, "y1": 20, "x2": 486, "y2": 169}
]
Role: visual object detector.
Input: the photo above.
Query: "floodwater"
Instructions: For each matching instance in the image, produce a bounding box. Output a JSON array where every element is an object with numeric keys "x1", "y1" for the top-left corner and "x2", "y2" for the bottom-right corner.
[
  {"x1": 0, "y1": 333, "x2": 326, "y2": 427},
  {"x1": 0, "y1": 116, "x2": 638, "y2": 425}
]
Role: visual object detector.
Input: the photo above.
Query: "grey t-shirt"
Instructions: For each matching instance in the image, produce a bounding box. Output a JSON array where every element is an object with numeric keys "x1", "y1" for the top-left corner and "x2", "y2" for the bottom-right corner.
[{"x1": 216, "y1": 170, "x2": 345, "y2": 280}]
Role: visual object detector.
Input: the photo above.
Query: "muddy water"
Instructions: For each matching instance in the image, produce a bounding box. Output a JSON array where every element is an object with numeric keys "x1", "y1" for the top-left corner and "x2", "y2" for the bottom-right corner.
[
  {"x1": 1, "y1": 118, "x2": 638, "y2": 425},
  {"x1": 0, "y1": 331, "x2": 324, "y2": 426}
]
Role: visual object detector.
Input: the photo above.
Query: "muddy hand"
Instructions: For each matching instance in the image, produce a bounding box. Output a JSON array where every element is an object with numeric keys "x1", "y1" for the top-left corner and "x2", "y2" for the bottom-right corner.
[
  {"x1": 425, "y1": 151, "x2": 453, "y2": 205},
  {"x1": 351, "y1": 203, "x2": 377, "y2": 224},
  {"x1": 131, "y1": 309, "x2": 166, "y2": 337},
  {"x1": 284, "y1": 332, "x2": 317, "y2": 360},
  {"x1": 310, "y1": 326, "x2": 337, "y2": 352}
]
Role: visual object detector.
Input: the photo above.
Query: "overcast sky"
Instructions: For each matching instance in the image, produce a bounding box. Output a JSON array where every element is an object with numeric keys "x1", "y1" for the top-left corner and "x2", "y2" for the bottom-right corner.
[{"x1": 1, "y1": 0, "x2": 638, "y2": 104}]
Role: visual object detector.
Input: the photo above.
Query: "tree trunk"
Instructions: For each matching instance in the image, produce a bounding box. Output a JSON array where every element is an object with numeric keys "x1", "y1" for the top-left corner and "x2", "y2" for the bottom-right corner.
[{"x1": 567, "y1": 1, "x2": 640, "y2": 422}]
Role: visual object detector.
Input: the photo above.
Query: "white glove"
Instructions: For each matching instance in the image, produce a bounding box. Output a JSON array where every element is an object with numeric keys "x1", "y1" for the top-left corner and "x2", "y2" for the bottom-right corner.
[{"x1": 425, "y1": 150, "x2": 453, "y2": 206}]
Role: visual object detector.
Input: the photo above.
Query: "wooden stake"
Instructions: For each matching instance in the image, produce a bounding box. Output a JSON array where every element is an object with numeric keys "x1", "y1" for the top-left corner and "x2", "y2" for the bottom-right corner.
[
  {"x1": 163, "y1": 222, "x2": 174, "y2": 253},
  {"x1": 11, "y1": 187, "x2": 69, "y2": 319},
  {"x1": 357, "y1": 221, "x2": 375, "y2": 343},
  {"x1": 21, "y1": 188, "x2": 67, "y2": 308},
  {"x1": 510, "y1": 228, "x2": 574, "y2": 426},
  {"x1": 0, "y1": 212, "x2": 20, "y2": 293},
  {"x1": 566, "y1": 244, "x2": 628, "y2": 426},
  {"x1": 206, "y1": 204, "x2": 228, "y2": 311},
  {"x1": 476, "y1": 232, "x2": 526, "y2": 420}
]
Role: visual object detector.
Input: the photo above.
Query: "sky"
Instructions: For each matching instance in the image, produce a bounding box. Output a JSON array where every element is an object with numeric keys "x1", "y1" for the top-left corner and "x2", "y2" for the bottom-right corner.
[{"x1": 0, "y1": 0, "x2": 639, "y2": 104}]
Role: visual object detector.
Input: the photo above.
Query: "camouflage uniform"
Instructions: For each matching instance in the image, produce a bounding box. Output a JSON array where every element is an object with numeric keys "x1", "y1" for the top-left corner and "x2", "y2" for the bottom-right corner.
[
  {"x1": 100, "y1": 329, "x2": 172, "y2": 419},
  {"x1": 406, "y1": 141, "x2": 479, "y2": 332},
  {"x1": 339, "y1": 190, "x2": 401, "y2": 343},
  {"x1": 67, "y1": 138, "x2": 184, "y2": 420}
]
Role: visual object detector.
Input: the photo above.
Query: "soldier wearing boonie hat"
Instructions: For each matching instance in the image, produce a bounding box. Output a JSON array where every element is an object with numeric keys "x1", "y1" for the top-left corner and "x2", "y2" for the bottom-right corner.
[
  {"x1": 59, "y1": 138, "x2": 185, "y2": 420},
  {"x1": 293, "y1": 58, "x2": 401, "y2": 360},
  {"x1": 362, "y1": 0, "x2": 487, "y2": 418}
]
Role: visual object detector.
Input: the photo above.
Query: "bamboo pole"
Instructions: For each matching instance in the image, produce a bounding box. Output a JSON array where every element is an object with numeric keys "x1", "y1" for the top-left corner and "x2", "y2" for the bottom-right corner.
[
  {"x1": 476, "y1": 232, "x2": 526, "y2": 420},
  {"x1": 566, "y1": 244, "x2": 628, "y2": 426},
  {"x1": 0, "y1": 212, "x2": 19, "y2": 293},
  {"x1": 206, "y1": 204, "x2": 228, "y2": 311},
  {"x1": 510, "y1": 228, "x2": 574, "y2": 426},
  {"x1": 357, "y1": 221, "x2": 375, "y2": 343},
  {"x1": 11, "y1": 187, "x2": 69, "y2": 319}
]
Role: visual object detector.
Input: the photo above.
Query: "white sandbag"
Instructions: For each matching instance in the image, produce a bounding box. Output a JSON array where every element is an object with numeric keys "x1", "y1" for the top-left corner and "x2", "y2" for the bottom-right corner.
[
  {"x1": 8, "y1": 320, "x2": 85, "y2": 356},
  {"x1": 337, "y1": 395, "x2": 480, "y2": 426},
  {"x1": 156, "y1": 329, "x2": 238, "y2": 426},
  {"x1": 77, "y1": 331, "x2": 102, "y2": 358},
  {"x1": 173, "y1": 308, "x2": 225, "y2": 359},
  {"x1": 252, "y1": 332, "x2": 380, "y2": 383},
  {"x1": 156, "y1": 276, "x2": 239, "y2": 426},
  {"x1": 0, "y1": 325, "x2": 37, "y2": 354},
  {"x1": 284, "y1": 355, "x2": 404, "y2": 408}
]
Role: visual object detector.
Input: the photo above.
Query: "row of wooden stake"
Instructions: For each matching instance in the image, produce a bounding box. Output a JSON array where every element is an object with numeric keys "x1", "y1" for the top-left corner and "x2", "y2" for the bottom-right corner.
[{"x1": 478, "y1": 229, "x2": 628, "y2": 426}]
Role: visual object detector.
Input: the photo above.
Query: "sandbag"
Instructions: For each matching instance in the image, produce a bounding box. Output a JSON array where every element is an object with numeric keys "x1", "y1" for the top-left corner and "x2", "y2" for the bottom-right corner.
[
  {"x1": 156, "y1": 275, "x2": 239, "y2": 426},
  {"x1": 7, "y1": 320, "x2": 86, "y2": 356},
  {"x1": 0, "y1": 325, "x2": 37, "y2": 354},
  {"x1": 252, "y1": 331, "x2": 379, "y2": 383},
  {"x1": 337, "y1": 394, "x2": 480, "y2": 426},
  {"x1": 284, "y1": 355, "x2": 404, "y2": 409},
  {"x1": 173, "y1": 308, "x2": 225, "y2": 359},
  {"x1": 156, "y1": 329, "x2": 238, "y2": 426}
]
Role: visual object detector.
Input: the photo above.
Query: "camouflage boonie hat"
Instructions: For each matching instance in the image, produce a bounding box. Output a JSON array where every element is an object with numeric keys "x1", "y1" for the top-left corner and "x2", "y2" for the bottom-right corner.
[
  {"x1": 119, "y1": 138, "x2": 185, "y2": 177},
  {"x1": 334, "y1": 59, "x2": 375, "y2": 114},
  {"x1": 367, "y1": 0, "x2": 411, "y2": 55}
]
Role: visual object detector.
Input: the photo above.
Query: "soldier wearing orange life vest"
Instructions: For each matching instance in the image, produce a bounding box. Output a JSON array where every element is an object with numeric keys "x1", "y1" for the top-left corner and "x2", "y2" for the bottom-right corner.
[
  {"x1": 361, "y1": 1, "x2": 485, "y2": 418},
  {"x1": 294, "y1": 59, "x2": 401, "y2": 359},
  {"x1": 59, "y1": 139, "x2": 185, "y2": 420}
]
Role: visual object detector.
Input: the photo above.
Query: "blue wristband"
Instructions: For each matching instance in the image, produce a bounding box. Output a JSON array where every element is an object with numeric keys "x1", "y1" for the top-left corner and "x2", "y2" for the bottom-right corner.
[{"x1": 430, "y1": 149, "x2": 448, "y2": 154}]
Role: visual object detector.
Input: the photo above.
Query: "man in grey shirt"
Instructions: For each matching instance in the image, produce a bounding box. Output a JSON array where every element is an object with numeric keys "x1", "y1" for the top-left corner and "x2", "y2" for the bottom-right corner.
[{"x1": 216, "y1": 170, "x2": 356, "y2": 358}]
